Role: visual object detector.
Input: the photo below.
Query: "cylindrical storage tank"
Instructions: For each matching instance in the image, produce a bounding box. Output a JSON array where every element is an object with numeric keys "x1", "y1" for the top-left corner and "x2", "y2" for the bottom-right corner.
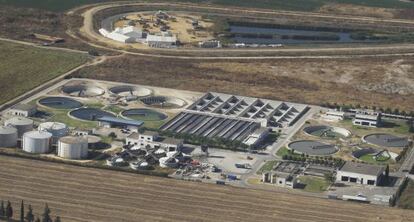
[
  {"x1": 4, "y1": 117, "x2": 33, "y2": 138},
  {"x1": 0, "y1": 126, "x2": 18, "y2": 147},
  {"x1": 57, "y1": 136, "x2": 88, "y2": 159},
  {"x1": 22, "y1": 131, "x2": 52, "y2": 153},
  {"x1": 38, "y1": 122, "x2": 69, "y2": 144}
]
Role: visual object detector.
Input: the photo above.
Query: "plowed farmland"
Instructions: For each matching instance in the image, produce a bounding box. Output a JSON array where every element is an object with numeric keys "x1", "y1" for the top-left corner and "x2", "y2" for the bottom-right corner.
[{"x1": 0, "y1": 156, "x2": 412, "y2": 222}]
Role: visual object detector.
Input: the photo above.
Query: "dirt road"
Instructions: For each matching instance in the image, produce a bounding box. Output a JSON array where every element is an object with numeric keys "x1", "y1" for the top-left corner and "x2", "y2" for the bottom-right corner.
[{"x1": 0, "y1": 155, "x2": 412, "y2": 222}]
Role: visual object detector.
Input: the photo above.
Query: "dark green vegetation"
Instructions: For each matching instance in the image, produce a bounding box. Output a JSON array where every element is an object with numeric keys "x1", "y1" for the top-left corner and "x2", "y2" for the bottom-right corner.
[
  {"x1": 0, "y1": 41, "x2": 88, "y2": 105},
  {"x1": 0, "y1": 199, "x2": 60, "y2": 222},
  {"x1": 0, "y1": 0, "x2": 413, "y2": 12},
  {"x1": 397, "y1": 179, "x2": 414, "y2": 209}
]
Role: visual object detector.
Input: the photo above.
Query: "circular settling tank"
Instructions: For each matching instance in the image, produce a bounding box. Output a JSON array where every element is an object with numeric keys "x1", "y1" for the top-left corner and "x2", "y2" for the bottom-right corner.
[
  {"x1": 141, "y1": 96, "x2": 186, "y2": 108},
  {"x1": 363, "y1": 133, "x2": 409, "y2": 148},
  {"x1": 303, "y1": 125, "x2": 351, "y2": 139},
  {"x1": 39, "y1": 97, "x2": 83, "y2": 109},
  {"x1": 288, "y1": 140, "x2": 338, "y2": 156},
  {"x1": 122, "y1": 108, "x2": 168, "y2": 121},
  {"x1": 109, "y1": 85, "x2": 152, "y2": 97},
  {"x1": 69, "y1": 108, "x2": 115, "y2": 121},
  {"x1": 62, "y1": 84, "x2": 105, "y2": 97}
]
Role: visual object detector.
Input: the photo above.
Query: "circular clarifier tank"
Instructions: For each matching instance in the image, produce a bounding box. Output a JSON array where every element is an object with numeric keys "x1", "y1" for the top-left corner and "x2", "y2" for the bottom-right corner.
[
  {"x1": 109, "y1": 85, "x2": 152, "y2": 97},
  {"x1": 363, "y1": 133, "x2": 409, "y2": 148},
  {"x1": 303, "y1": 125, "x2": 351, "y2": 139},
  {"x1": 288, "y1": 140, "x2": 338, "y2": 156},
  {"x1": 38, "y1": 97, "x2": 83, "y2": 109},
  {"x1": 69, "y1": 108, "x2": 115, "y2": 121},
  {"x1": 122, "y1": 108, "x2": 168, "y2": 121},
  {"x1": 140, "y1": 96, "x2": 186, "y2": 108},
  {"x1": 62, "y1": 84, "x2": 105, "y2": 97}
]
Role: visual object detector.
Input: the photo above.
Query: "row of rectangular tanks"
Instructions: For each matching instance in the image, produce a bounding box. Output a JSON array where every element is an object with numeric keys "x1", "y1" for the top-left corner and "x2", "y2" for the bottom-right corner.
[{"x1": 1, "y1": 117, "x2": 89, "y2": 159}]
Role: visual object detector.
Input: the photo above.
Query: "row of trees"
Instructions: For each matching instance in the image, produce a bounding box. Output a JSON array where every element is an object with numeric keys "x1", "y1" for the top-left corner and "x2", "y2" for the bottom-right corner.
[
  {"x1": 282, "y1": 153, "x2": 345, "y2": 168},
  {"x1": 0, "y1": 200, "x2": 60, "y2": 222}
]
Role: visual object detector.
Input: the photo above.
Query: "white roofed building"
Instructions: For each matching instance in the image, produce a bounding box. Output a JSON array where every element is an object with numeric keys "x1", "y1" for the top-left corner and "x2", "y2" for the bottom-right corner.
[{"x1": 146, "y1": 34, "x2": 177, "y2": 48}]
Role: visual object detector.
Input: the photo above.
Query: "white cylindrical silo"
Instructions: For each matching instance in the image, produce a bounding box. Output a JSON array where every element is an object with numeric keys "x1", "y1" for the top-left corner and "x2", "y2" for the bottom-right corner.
[
  {"x1": 0, "y1": 126, "x2": 18, "y2": 147},
  {"x1": 38, "y1": 122, "x2": 69, "y2": 144},
  {"x1": 22, "y1": 131, "x2": 52, "y2": 153},
  {"x1": 5, "y1": 117, "x2": 34, "y2": 138},
  {"x1": 58, "y1": 136, "x2": 89, "y2": 159}
]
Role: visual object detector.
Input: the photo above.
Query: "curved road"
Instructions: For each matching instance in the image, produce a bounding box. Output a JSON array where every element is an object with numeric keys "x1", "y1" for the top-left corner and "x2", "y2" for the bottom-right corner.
[{"x1": 74, "y1": 1, "x2": 414, "y2": 59}]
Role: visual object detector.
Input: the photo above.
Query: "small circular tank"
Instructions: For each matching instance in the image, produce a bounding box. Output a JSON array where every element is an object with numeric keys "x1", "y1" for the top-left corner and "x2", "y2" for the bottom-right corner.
[
  {"x1": 4, "y1": 117, "x2": 34, "y2": 138},
  {"x1": 22, "y1": 131, "x2": 52, "y2": 153},
  {"x1": 39, "y1": 122, "x2": 69, "y2": 144},
  {"x1": 0, "y1": 126, "x2": 18, "y2": 147},
  {"x1": 58, "y1": 136, "x2": 89, "y2": 159}
]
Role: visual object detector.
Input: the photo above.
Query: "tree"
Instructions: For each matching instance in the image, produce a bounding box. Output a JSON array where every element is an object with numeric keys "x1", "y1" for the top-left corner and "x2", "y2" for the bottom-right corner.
[
  {"x1": 385, "y1": 164, "x2": 390, "y2": 181},
  {"x1": 0, "y1": 201, "x2": 4, "y2": 218},
  {"x1": 108, "y1": 132, "x2": 117, "y2": 139},
  {"x1": 20, "y1": 200, "x2": 24, "y2": 222},
  {"x1": 6, "y1": 200, "x2": 13, "y2": 220},
  {"x1": 26, "y1": 205, "x2": 35, "y2": 222},
  {"x1": 88, "y1": 49, "x2": 99, "y2": 56},
  {"x1": 324, "y1": 172, "x2": 336, "y2": 183},
  {"x1": 42, "y1": 204, "x2": 52, "y2": 222},
  {"x1": 54, "y1": 216, "x2": 61, "y2": 222}
]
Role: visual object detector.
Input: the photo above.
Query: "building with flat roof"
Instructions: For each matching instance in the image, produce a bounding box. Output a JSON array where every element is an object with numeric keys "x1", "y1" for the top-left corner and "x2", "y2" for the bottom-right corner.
[
  {"x1": 324, "y1": 110, "x2": 345, "y2": 121},
  {"x1": 97, "y1": 116, "x2": 143, "y2": 132},
  {"x1": 8, "y1": 104, "x2": 37, "y2": 117},
  {"x1": 126, "y1": 132, "x2": 183, "y2": 152},
  {"x1": 336, "y1": 162, "x2": 385, "y2": 186},
  {"x1": 161, "y1": 92, "x2": 309, "y2": 149},
  {"x1": 353, "y1": 113, "x2": 381, "y2": 127},
  {"x1": 262, "y1": 161, "x2": 306, "y2": 188},
  {"x1": 146, "y1": 34, "x2": 177, "y2": 48}
]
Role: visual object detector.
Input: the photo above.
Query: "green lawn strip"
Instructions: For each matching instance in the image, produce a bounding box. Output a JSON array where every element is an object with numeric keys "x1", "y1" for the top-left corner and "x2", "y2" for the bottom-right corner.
[
  {"x1": 276, "y1": 147, "x2": 301, "y2": 157},
  {"x1": 297, "y1": 176, "x2": 330, "y2": 193},
  {"x1": 256, "y1": 160, "x2": 278, "y2": 175}
]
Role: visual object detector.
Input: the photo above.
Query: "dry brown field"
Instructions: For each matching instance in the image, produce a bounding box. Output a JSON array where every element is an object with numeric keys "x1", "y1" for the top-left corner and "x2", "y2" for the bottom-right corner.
[
  {"x1": 0, "y1": 155, "x2": 413, "y2": 222},
  {"x1": 74, "y1": 55, "x2": 414, "y2": 112}
]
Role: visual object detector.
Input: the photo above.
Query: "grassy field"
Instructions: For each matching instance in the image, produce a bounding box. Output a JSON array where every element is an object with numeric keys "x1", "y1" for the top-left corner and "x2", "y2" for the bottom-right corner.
[
  {"x1": 0, "y1": 0, "x2": 413, "y2": 12},
  {"x1": 0, "y1": 155, "x2": 412, "y2": 222},
  {"x1": 297, "y1": 176, "x2": 330, "y2": 193},
  {"x1": 256, "y1": 160, "x2": 278, "y2": 175},
  {"x1": 0, "y1": 41, "x2": 88, "y2": 105}
]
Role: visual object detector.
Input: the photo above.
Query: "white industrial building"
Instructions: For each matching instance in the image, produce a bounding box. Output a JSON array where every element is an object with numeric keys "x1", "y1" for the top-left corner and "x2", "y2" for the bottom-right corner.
[
  {"x1": 262, "y1": 161, "x2": 305, "y2": 188},
  {"x1": 323, "y1": 110, "x2": 345, "y2": 121},
  {"x1": 353, "y1": 112, "x2": 381, "y2": 127},
  {"x1": 22, "y1": 131, "x2": 52, "y2": 154},
  {"x1": 336, "y1": 162, "x2": 385, "y2": 186},
  {"x1": 58, "y1": 136, "x2": 89, "y2": 159},
  {"x1": 0, "y1": 126, "x2": 18, "y2": 148},
  {"x1": 100, "y1": 26, "x2": 145, "y2": 43},
  {"x1": 4, "y1": 117, "x2": 34, "y2": 138},
  {"x1": 7, "y1": 104, "x2": 37, "y2": 117},
  {"x1": 126, "y1": 132, "x2": 183, "y2": 152},
  {"x1": 262, "y1": 172, "x2": 298, "y2": 188},
  {"x1": 243, "y1": 127, "x2": 270, "y2": 148},
  {"x1": 146, "y1": 34, "x2": 177, "y2": 48}
]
